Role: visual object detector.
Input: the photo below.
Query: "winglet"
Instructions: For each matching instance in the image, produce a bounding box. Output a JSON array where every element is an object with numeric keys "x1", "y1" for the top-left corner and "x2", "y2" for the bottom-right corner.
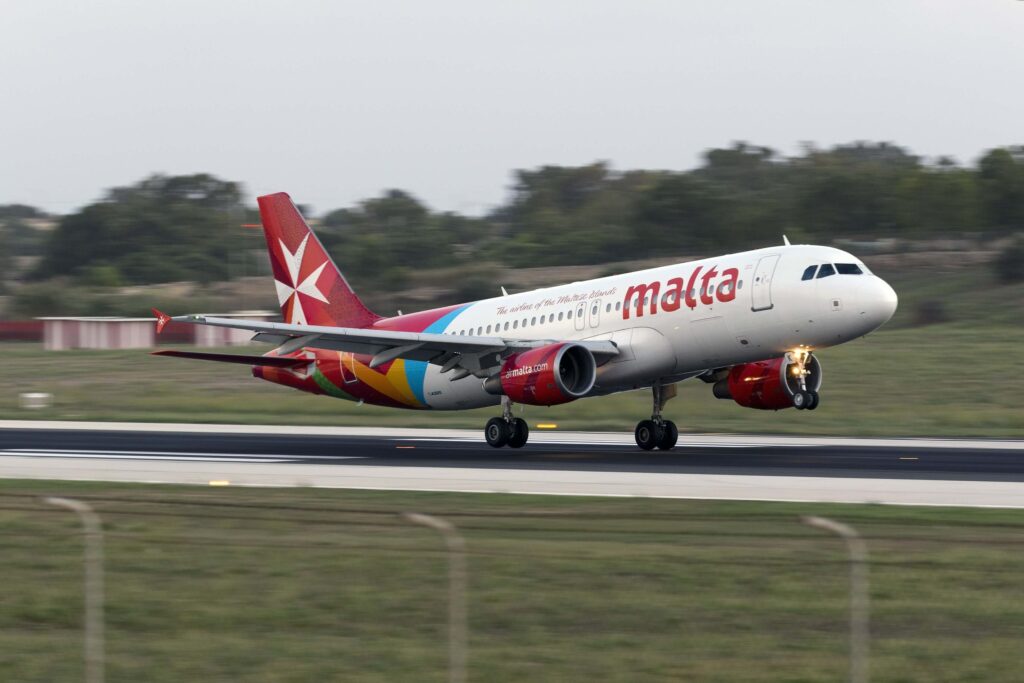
[{"x1": 151, "y1": 308, "x2": 172, "y2": 335}]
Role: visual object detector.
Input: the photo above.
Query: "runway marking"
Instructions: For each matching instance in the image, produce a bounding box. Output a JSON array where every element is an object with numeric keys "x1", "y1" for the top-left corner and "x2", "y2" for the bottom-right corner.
[
  {"x1": 2, "y1": 449, "x2": 295, "y2": 463},
  {"x1": 2, "y1": 448, "x2": 368, "y2": 463}
]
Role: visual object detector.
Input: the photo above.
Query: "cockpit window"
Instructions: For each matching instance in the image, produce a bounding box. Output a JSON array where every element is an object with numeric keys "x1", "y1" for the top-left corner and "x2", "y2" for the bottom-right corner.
[
  {"x1": 816, "y1": 263, "x2": 836, "y2": 278},
  {"x1": 801, "y1": 265, "x2": 817, "y2": 281},
  {"x1": 836, "y1": 263, "x2": 863, "y2": 275}
]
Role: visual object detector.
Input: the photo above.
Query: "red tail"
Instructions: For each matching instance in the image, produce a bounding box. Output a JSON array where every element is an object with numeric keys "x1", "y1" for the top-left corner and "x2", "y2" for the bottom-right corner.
[{"x1": 257, "y1": 193, "x2": 380, "y2": 328}]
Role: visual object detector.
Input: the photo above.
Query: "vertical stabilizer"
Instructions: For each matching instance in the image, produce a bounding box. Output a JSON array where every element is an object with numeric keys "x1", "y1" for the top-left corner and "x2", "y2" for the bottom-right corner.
[{"x1": 257, "y1": 192, "x2": 380, "y2": 328}]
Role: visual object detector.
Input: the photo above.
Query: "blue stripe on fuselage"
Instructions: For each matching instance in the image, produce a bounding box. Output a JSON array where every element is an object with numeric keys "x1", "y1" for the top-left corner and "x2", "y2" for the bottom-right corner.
[{"x1": 404, "y1": 305, "x2": 470, "y2": 406}]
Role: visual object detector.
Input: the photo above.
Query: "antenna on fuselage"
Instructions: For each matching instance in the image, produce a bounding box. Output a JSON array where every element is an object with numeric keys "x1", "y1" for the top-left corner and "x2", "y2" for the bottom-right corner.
[
  {"x1": 783, "y1": 234, "x2": 791, "y2": 246},
  {"x1": 501, "y1": 286, "x2": 509, "y2": 296}
]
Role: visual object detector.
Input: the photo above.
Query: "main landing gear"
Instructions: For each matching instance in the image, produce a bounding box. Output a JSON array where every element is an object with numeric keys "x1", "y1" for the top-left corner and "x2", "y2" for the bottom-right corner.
[
  {"x1": 788, "y1": 350, "x2": 820, "y2": 411},
  {"x1": 485, "y1": 396, "x2": 529, "y2": 448},
  {"x1": 635, "y1": 383, "x2": 679, "y2": 451}
]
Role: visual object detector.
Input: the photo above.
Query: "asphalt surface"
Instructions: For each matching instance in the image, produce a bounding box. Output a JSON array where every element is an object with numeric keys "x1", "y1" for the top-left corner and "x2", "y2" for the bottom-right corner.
[{"x1": 3, "y1": 426, "x2": 1024, "y2": 483}]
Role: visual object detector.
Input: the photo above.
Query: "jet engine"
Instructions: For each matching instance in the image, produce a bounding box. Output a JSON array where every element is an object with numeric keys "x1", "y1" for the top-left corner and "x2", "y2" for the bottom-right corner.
[
  {"x1": 712, "y1": 354, "x2": 823, "y2": 410},
  {"x1": 483, "y1": 342, "x2": 597, "y2": 406}
]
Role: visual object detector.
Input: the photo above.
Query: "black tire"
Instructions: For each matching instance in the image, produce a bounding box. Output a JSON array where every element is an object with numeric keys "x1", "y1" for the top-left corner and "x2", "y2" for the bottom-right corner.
[
  {"x1": 792, "y1": 390, "x2": 809, "y2": 410},
  {"x1": 657, "y1": 420, "x2": 679, "y2": 450},
  {"x1": 807, "y1": 391, "x2": 820, "y2": 411},
  {"x1": 485, "y1": 417, "x2": 509, "y2": 448},
  {"x1": 635, "y1": 420, "x2": 659, "y2": 451},
  {"x1": 507, "y1": 418, "x2": 529, "y2": 448}
]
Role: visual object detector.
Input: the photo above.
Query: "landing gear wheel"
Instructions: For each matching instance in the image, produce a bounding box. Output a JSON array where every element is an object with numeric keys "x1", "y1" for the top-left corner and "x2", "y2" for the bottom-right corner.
[
  {"x1": 806, "y1": 391, "x2": 820, "y2": 411},
  {"x1": 507, "y1": 418, "x2": 529, "y2": 448},
  {"x1": 635, "y1": 420, "x2": 659, "y2": 451},
  {"x1": 485, "y1": 417, "x2": 509, "y2": 448},
  {"x1": 792, "y1": 390, "x2": 811, "y2": 410},
  {"x1": 657, "y1": 420, "x2": 678, "y2": 450}
]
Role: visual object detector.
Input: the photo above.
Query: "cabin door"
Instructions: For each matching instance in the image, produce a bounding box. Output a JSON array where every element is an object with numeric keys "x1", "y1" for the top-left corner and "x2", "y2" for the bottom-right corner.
[{"x1": 751, "y1": 255, "x2": 780, "y2": 312}]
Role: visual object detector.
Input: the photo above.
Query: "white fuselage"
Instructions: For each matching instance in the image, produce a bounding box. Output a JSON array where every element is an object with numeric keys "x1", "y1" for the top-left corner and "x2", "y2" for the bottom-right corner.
[{"x1": 417, "y1": 244, "x2": 898, "y2": 410}]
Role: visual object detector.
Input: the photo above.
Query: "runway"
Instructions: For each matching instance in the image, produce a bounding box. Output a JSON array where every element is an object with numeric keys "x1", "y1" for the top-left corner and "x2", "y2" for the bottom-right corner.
[{"x1": 2, "y1": 420, "x2": 1023, "y2": 508}]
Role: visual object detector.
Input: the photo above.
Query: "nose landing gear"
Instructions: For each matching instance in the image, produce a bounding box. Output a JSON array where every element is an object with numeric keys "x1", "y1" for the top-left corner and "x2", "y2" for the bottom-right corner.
[
  {"x1": 789, "y1": 350, "x2": 820, "y2": 411},
  {"x1": 484, "y1": 396, "x2": 529, "y2": 448},
  {"x1": 635, "y1": 383, "x2": 679, "y2": 451}
]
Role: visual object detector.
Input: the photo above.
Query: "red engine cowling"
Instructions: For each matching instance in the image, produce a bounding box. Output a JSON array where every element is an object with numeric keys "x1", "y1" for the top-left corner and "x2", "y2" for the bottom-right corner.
[
  {"x1": 713, "y1": 355, "x2": 823, "y2": 410},
  {"x1": 483, "y1": 343, "x2": 597, "y2": 406}
]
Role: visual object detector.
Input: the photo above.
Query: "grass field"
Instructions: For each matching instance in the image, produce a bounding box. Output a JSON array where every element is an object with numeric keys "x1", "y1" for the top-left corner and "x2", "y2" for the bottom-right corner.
[
  {"x1": 2, "y1": 260, "x2": 1022, "y2": 436},
  {"x1": 1, "y1": 480, "x2": 1021, "y2": 682}
]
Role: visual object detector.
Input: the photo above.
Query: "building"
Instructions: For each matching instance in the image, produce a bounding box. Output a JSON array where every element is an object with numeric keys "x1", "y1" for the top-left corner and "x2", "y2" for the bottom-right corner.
[{"x1": 37, "y1": 311, "x2": 274, "y2": 350}]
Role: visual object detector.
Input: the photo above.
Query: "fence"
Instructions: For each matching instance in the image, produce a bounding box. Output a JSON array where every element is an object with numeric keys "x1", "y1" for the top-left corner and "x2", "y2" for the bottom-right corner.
[{"x1": 1, "y1": 487, "x2": 1021, "y2": 682}]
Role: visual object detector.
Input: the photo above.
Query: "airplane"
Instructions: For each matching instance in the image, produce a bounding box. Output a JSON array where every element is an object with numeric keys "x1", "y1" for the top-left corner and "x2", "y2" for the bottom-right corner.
[{"x1": 152, "y1": 192, "x2": 898, "y2": 450}]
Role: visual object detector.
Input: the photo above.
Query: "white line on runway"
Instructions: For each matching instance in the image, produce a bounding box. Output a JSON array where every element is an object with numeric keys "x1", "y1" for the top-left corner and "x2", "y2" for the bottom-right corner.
[{"x1": 2, "y1": 449, "x2": 297, "y2": 463}]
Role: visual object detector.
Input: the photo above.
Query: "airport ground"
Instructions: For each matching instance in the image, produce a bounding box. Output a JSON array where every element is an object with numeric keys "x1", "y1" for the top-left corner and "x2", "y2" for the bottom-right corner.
[
  {"x1": 2, "y1": 479, "x2": 1022, "y2": 683},
  {"x1": 1, "y1": 261, "x2": 1021, "y2": 680},
  {"x1": 2, "y1": 320, "x2": 1023, "y2": 437},
  {"x1": 0, "y1": 421, "x2": 1022, "y2": 681}
]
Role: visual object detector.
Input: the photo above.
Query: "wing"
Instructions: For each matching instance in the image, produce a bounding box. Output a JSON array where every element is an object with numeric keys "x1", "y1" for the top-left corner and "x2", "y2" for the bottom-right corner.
[{"x1": 152, "y1": 309, "x2": 619, "y2": 379}]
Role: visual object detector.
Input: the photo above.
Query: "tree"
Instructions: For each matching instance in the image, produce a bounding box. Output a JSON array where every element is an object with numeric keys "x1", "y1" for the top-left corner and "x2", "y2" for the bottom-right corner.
[
  {"x1": 978, "y1": 147, "x2": 1024, "y2": 233},
  {"x1": 33, "y1": 174, "x2": 248, "y2": 285}
]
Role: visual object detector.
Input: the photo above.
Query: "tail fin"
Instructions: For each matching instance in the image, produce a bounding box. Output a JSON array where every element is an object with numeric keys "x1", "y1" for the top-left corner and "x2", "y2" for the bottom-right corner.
[{"x1": 257, "y1": 192, "x2": 380, "y2": 328}]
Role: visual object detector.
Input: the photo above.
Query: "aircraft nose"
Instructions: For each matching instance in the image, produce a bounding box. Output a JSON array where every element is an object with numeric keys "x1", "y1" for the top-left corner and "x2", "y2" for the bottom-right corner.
[{"x1": 863, "y1": 276, "x2": 898, "y2": 329}]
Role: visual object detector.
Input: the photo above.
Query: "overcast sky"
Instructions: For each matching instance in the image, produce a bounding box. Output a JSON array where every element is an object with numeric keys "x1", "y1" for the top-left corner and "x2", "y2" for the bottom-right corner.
[{"x1": 2, "y1": 0, "x2": 1022, "y2": 216}]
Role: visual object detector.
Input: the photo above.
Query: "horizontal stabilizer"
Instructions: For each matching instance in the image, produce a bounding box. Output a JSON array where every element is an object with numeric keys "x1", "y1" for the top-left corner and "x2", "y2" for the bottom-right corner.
[{"x1": 151, "y1": 350, "x2": 311, "y2": 368}]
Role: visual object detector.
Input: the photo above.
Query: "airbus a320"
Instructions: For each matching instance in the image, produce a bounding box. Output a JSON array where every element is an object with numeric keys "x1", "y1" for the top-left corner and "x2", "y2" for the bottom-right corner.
[{"x1": 153, "y1": 192, "x2": 898, "y2": 450}]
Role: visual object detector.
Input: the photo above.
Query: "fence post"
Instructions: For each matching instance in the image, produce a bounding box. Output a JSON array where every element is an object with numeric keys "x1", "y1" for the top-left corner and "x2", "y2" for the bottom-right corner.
[
  {"x1": 402, "y1": 512, "x2": 467, "y2": 683},
  {"x1": 802, "y1": 515, "x2": 869, "y2": 683},
  {"x1": 45, "y1": 497, "x2": 105, "y2": 683}
]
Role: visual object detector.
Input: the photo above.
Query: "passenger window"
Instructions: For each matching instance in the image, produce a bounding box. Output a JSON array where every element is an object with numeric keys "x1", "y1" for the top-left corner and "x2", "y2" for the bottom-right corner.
[
  {"x1": 486, "y1": 324, "x2": 492, "y2": 334},
  {"x1": 615, "y1": 302, "x2": 621, "y2": 311},
  {"x1": 503, "y1": 322, "x2": 509, "y2": 331},
  {"x1": 567, "y1": 310, "x2": 573, "y2": 319},
  {"x1": 801, "y1": 265, "x2": 817, "y2": 281},
  {"x1": 836, "y1": 263, "x2": 863, "y2": 275},
  {"x1": 558, "y1": 312, "x2": 564, "y2": 321},
  {"x1": 605, "y1": 303, "x2": 611, "y2": 313},
  {"x1": 531, "y1": 317, "x2": 536, "y2": 326},
  {"x1": 738, "y1": 280, "x2": 743, "y2": 289},
  {"x1": 477, "y1": 327, "x2": 482, "y2": 335},
  {"x1": 513, "y1": 320, "x2": 518, "y2": 329},
  {"x1": 817, "y1": 264, "x2": 836, "y2": 278}
]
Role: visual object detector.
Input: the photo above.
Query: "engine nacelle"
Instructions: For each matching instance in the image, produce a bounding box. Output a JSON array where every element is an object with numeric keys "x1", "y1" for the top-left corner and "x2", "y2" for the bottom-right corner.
[
  {"x1": 483, "y1": 343, "x2": 597, "y2": 406},
  {"x1": 713, "y1": 354, "x2": 823, "y2": 410}
]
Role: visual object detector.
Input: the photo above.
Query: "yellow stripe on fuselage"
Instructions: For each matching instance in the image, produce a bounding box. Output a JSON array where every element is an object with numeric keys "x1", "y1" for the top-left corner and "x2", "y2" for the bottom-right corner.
[{"x1": 351, "y1": 355, "x2": 423, "y2": 408}]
